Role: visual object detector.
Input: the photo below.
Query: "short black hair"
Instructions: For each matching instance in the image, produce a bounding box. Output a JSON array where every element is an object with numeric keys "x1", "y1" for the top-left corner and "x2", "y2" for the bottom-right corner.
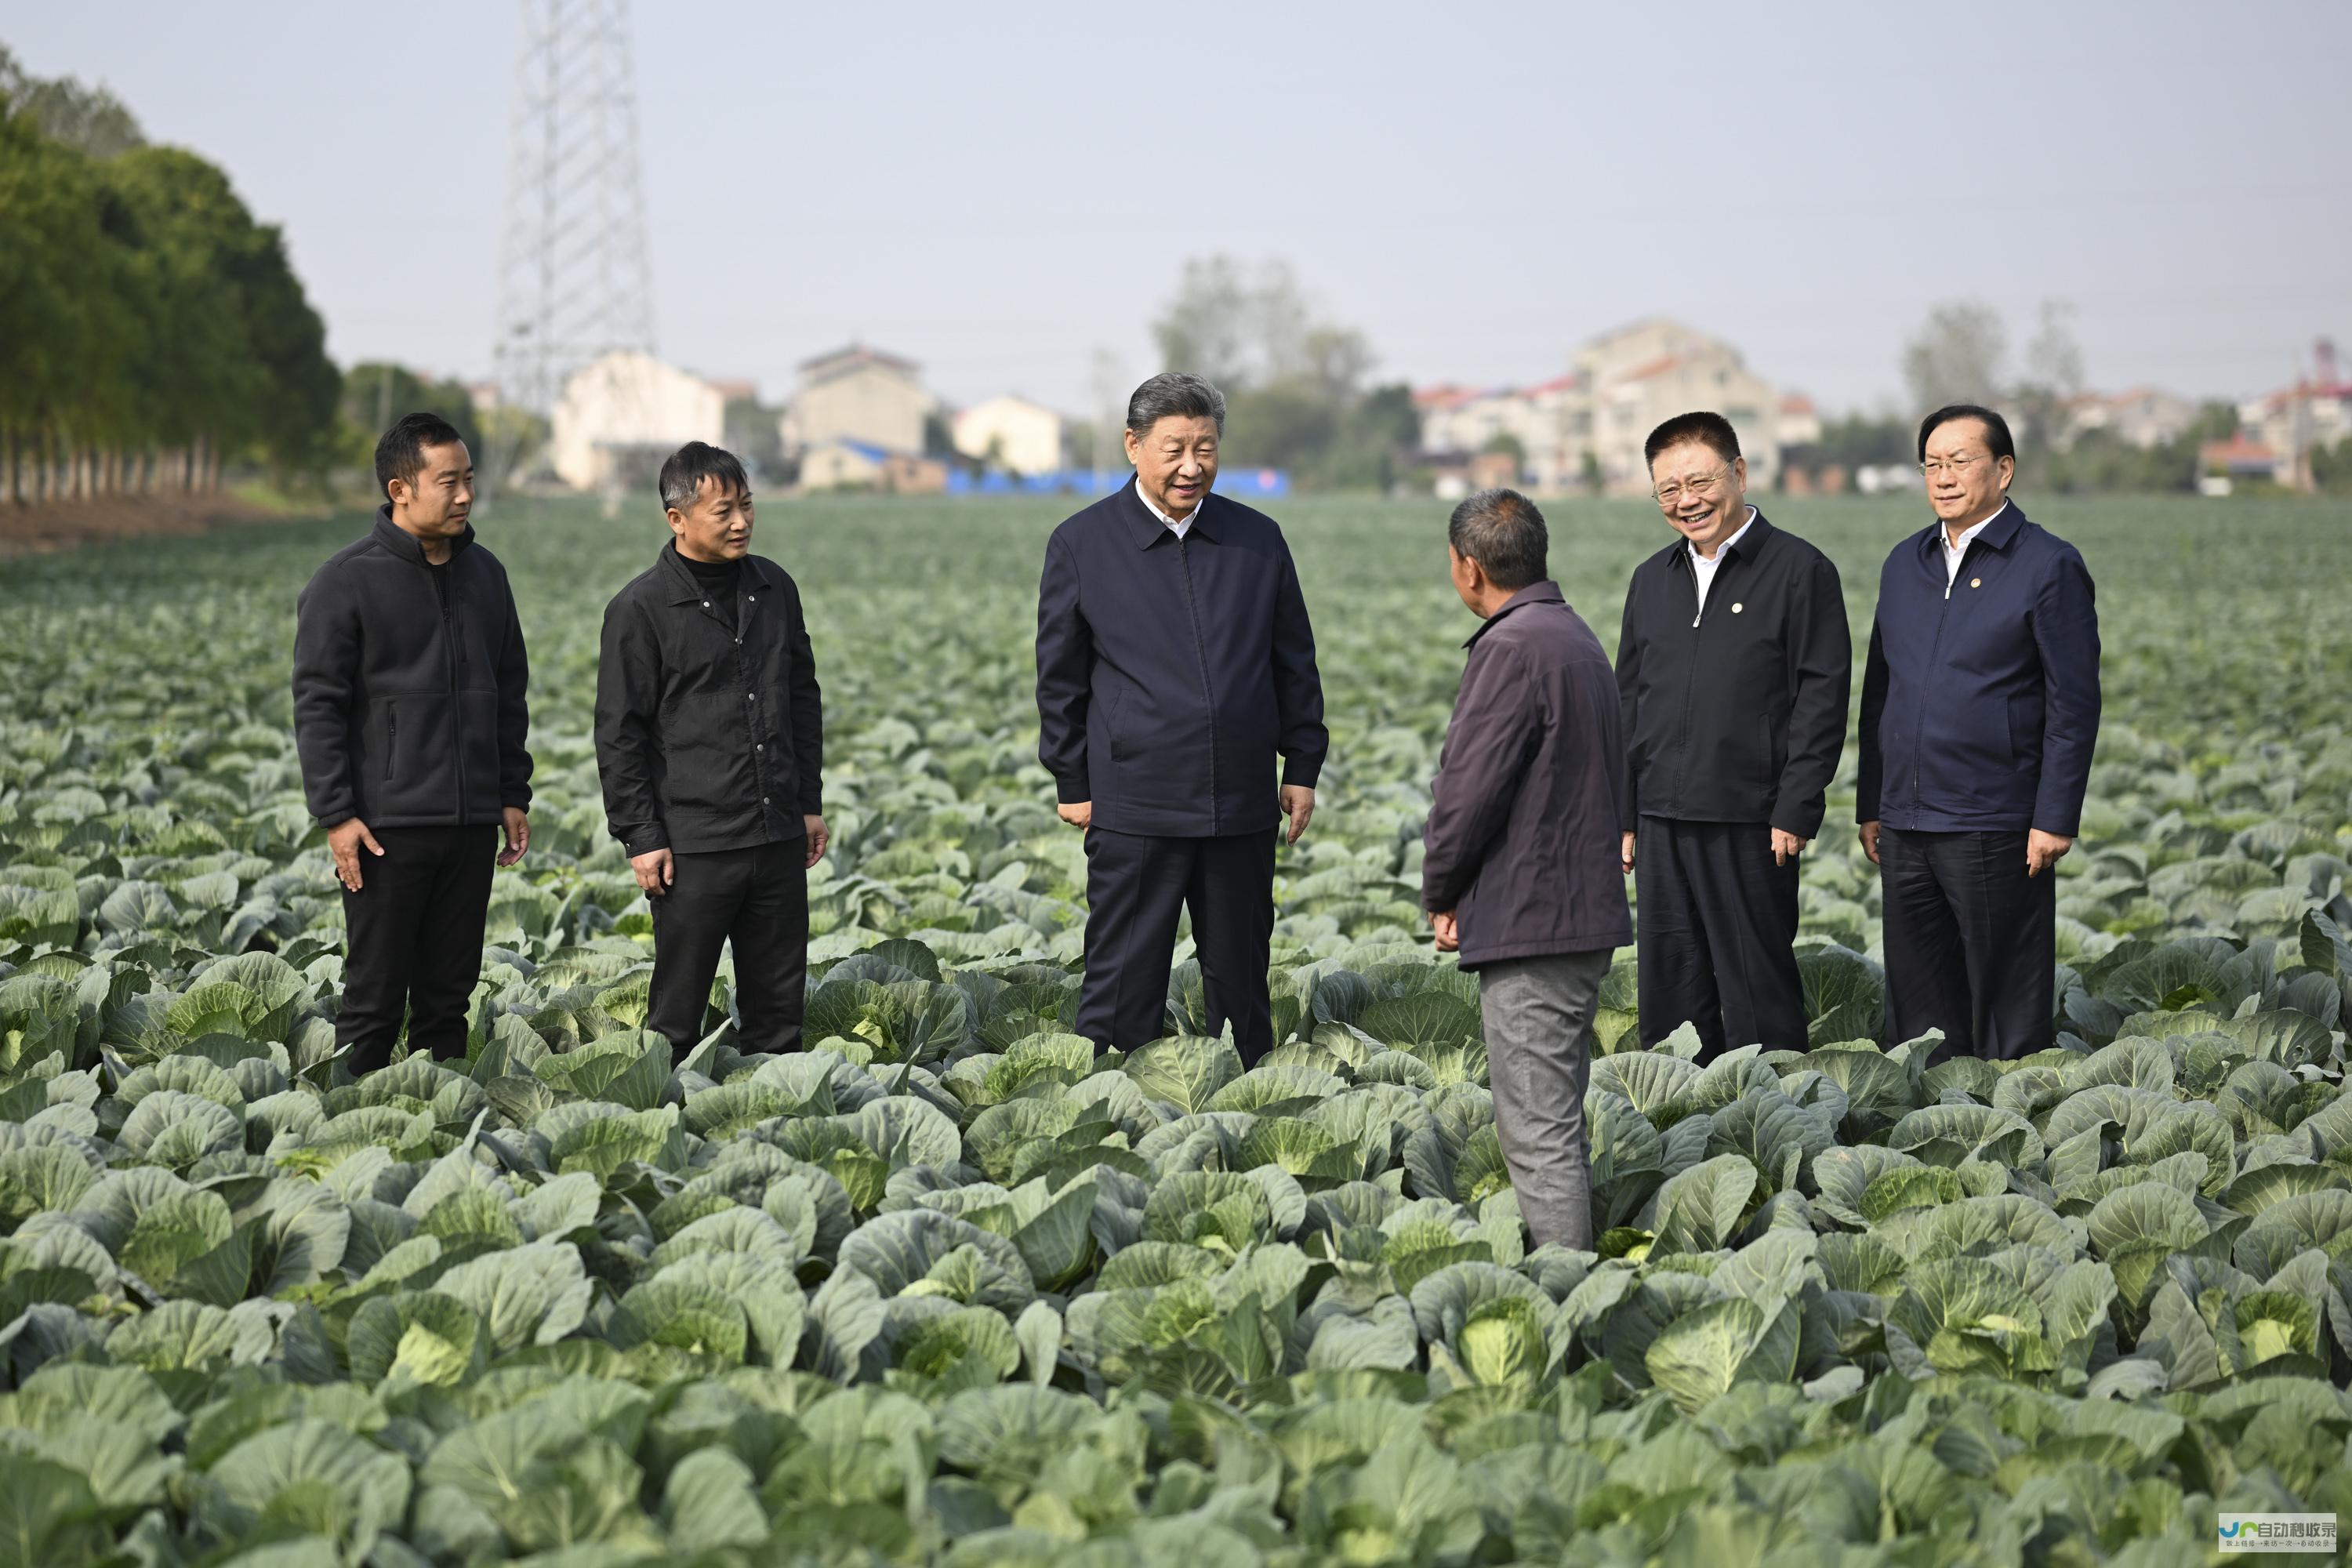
[
  {"x1": 1643, "y1": 411, "x2": 1741, "y2": 470},
  {"x1": 1448, "y1": 488, "x2": 1548, "y2": 590},
  {"x1": 374, "y1": 412, "x2": 466, "y2": 500},
  {"x1": 1127, "y1": 372, "x2": 1227, "y2": 435},
  {"x1": 1918, "y1": 404, "x2": 2016, "y2": 464},
  {"x1": 659, "y1": 441, "x2": 751, "y2": 514}
]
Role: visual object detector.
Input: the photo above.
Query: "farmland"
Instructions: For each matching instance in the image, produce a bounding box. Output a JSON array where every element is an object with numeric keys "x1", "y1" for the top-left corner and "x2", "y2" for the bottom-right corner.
[{"x1": 3, "y1": 491, "x2": 2351, "y2": 1566}]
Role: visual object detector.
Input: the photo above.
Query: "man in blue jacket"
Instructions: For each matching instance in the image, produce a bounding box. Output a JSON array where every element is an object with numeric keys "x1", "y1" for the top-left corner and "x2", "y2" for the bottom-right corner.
[
  {"x1": 1035, "y1": 372, "x2": 1327, "y2": 1063},
  {"x1": 1857, "y1": 405, "x2": 2100, "y2": 1061}
]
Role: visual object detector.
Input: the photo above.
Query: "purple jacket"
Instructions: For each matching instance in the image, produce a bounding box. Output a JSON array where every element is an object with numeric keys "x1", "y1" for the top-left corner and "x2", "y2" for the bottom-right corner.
[{"x1": 1422, "y1": 583, "x2": 1634, "y2": 968}]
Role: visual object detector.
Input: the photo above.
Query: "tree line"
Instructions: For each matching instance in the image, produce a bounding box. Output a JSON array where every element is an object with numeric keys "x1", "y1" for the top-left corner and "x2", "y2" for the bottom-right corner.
[{"x1": 0, "y1": 48, "x2": 340, "y2": 505}]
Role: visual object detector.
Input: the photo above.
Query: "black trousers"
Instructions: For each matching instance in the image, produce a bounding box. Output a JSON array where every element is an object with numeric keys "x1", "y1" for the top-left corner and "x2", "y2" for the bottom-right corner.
[
  {"x1": 1076, "y1": 827, "x2": 1276, "y2": 1063},
  {"x1": 646, "y1": 839, "x2": 809, "y2": 1059},
  {"x1": 337, "y1": 824, "x2": 498, "y2": 1076},
  {"x1": 1878, "y1": 826, "x2": 2056, "y2": 1062},
  {"x1": 1634, "y1": 816, "x2": 1806, "y2": 1062}
]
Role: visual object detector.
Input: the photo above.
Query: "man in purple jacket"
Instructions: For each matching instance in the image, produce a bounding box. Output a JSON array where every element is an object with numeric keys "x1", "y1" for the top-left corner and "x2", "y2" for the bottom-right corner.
[{"x1": 1424, "y1": 489, "x2": 1633, "y2": 1251}]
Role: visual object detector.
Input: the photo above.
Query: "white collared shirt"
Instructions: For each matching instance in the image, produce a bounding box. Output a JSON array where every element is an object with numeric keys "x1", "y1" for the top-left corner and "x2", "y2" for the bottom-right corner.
[
  {"x1": 1688, "y1": 506, "x2": 1758, "y2": 614},
  {"x1": 1941, "y1": 500, "x2": 2009, "y2": 586},
  {"x1": 1135, "y1": 476, "x2": 1200, "y2": 539}
]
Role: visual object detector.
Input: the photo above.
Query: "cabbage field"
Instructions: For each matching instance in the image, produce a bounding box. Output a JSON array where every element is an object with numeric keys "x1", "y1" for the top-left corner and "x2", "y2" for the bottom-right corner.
[{"x1": 3, "y1": 492, "x2": 2350, "y2": 1568}]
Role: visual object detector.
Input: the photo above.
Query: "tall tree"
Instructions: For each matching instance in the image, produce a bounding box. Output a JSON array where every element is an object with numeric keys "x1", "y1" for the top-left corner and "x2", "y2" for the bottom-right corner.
[{"x1": 1900, "y1": 299, "x2": 2008, "y2": 415}]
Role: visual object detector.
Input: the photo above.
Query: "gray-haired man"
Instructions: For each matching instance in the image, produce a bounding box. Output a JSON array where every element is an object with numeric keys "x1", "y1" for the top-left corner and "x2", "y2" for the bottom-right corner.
[
  {"x1": 1035, "y1": 372, "x2": 1329, "y2": 1064},
  {"x1": 1424, "y1": 490, "x2": 1632, "y2": 1250}
]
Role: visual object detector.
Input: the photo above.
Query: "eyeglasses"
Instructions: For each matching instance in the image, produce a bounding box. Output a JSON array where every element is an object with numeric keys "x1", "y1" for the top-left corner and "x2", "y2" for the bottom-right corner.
[
  {"x1": 1652, "y1": 467, "x2": 1733, "y2": 507},
  {"x1": 1918, "y1": 454, "x2": 1991, "y2": 478}
]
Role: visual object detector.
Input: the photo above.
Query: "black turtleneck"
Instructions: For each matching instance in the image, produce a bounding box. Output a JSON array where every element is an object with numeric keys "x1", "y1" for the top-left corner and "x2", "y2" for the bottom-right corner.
[{"x1": 680, "y1": 551, "x2": 740, "y2": 628}]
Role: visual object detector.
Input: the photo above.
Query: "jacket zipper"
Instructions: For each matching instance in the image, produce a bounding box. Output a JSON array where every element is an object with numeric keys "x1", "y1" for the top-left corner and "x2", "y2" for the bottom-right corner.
[
  {"x1": 1668, "y1": 555, "x2": 1709, "y2": 801},
  {"x1": 386, "y1": 703, "x2": 397, "y2": 780},
  {"x1": 444, "y1": 584, "x2": 466, "y2": 822},
  {"x1": 1174, "y1": 535, "x2": 1221, "y2": 833},
  {"x1": 1912, "y1": 542, "x2": 1963, "y2": 800}
]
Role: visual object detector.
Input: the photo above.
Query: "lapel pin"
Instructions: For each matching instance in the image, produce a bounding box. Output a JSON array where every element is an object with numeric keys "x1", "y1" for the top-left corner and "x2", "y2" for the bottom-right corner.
[
  {"x1": 1969, "y1": 577, "x2": 1981, "y2": 588},
  {"x1": 1731, "y1": 602, "x2": 1744, "y2": 613}
]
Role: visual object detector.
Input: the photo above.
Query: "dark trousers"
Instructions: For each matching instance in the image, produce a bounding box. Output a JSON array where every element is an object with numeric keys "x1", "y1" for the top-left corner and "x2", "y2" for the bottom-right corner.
[
  {"x1": 1634, "y1": 816, "x2": 1806, "y2": 1062},
  {"x1": 1879, "y1": 826, "x2": 2056, "y2": 1062},
  {"x1": 337, "y1": 824, "x2": 498, "y2": 1076},
  {"x1": 1077, "y1": 827, "x2": 1276, "y2": 1063},
  {"x1": 646, "y1": 839, "x2": 809, "y2": 1059}
]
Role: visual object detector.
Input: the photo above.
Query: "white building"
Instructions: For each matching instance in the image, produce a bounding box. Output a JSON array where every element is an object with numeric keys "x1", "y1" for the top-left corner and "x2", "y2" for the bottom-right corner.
[
  {"x1": 952, "y1": 394, "x2": 1065, "y2": 475},
  {"x1": 1417, "y1": 321, "x2": 1806, "y2": 494},
  {"x1": 782, "y1": 344, "x2": 932, "y2": 458},
  {"x1": 550, "y1": 350, "x2": 725, "y2": 491},
  {"x1": 2062, "y1": 387, "x2": 2197, "y2": 450},
  {"x1": 1415, "y1": 377, "x2": 1583, "y2": 489},
  {"x1": 1575, "y1": 318, "x2": 1785, "y2": 494}
]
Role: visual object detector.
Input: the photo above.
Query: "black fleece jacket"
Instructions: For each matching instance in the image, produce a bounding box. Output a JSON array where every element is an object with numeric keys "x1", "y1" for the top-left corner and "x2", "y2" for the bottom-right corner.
[
  {"x1": 291, "y1": 507, "x2": 532, "y2": 829},
  {"x1": 1615, "y1": 512, "x2": 1850, "y2": 839}
]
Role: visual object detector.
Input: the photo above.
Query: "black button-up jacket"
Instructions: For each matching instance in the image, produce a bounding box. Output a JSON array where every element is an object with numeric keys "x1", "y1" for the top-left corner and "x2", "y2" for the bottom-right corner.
[
  {"x1": 1035, "y1": 485, "x2": 1327, "y2": 837},
  {"x1": 292, "y1": 506, "x2": 532, "y2": 829},
  {"x1": 1422, "y1": 583, "x2": 1633, "y2": 967},
  {"x1": 594, "y1": 542, "x2": 822, "y2": 856},
  {"x1": 1614, "y1": 512, "x2": 1852, "y2": 839}
]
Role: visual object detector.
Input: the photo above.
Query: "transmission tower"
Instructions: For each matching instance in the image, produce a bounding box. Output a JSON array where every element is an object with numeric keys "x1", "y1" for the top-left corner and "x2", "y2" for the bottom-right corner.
[{"x1": 486, "y1": 0, "x2": 656, "y2": 490}]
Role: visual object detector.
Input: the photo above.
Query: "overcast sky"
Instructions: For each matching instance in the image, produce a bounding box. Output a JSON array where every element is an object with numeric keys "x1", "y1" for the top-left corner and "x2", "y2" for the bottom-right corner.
[{"x1": 13, "y1": 1, "x2": 2348, "y2": 415}]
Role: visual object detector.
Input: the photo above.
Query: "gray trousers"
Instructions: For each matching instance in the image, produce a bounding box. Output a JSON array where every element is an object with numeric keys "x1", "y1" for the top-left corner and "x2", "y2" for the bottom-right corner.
[{"x1": 1477, "y1": 948, "x2": 1610, "y2": 1252}]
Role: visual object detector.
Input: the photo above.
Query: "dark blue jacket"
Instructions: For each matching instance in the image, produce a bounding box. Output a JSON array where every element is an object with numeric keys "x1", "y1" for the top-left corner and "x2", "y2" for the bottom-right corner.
[
  {"x1": 1857, "y1": 502, "x2": 2100, "y2": 836},
  {"x1": 1036, "y1": 483, "x2": 1326, "y2": 837}
]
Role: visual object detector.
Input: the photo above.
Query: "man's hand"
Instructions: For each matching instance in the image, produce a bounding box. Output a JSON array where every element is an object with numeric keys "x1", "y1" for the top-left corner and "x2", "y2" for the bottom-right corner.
[
  {"x1": 1771, "y1": 828, "x2": 1808, "y2": 866},
  {"x1": 328, "y1": 817, "x2": 385, "y2": 892},
  {"x1": 804, "y1": 815, "x2": 830, "y2": 869},
  {"x1": 1057, "y1": 800, "x2": 1092, "y2": 831},
  {"x1": 631, "y1": 847, "x2": 675, "y2": 898},
  {"x1": 2026, "y1": 829, "x2": 2074, "y2": 877},
  {"x1": 1429, "y1": 909, "x2": 1459, "y2": 953},
  {"x1": 499, "y1": 807, "x2": 531, "y2": 867},
  {"x1": 1621, "y1": 831, "x2": 1637, "y2": 874},
  {"x1": 1858, "y1": 820, "x2": 1882, "y2": 866},
  {"x1": 1280, "y1": 785, "x2": 1316, "y2": 845}
]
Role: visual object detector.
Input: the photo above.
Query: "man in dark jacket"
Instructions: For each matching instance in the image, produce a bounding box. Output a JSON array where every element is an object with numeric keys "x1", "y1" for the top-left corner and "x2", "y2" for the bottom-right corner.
[
  {"x1": 292, "y1": 412, "x2": 532, "y2": 1076},
  {"x1": 1424, "y1": 489, "x2": 1631, "y2": 1251},
  {"x1": 1035, "y1": 372, "x2": 1327, "y2": 1063},
  {"x1": 1616, "y1": 411, "x2": 1851, "y2": 1062},
  {"x1": 1859, "y1": 405, "x2": 2100, "y2": 1061},
  {"x1": 595, "y1": 442, "x2": 826, "y2": 1061}
]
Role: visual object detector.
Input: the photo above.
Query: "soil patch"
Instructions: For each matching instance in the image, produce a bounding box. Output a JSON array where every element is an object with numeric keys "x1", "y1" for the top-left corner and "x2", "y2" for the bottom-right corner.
[{"x1": 0, "y1": 494, "x2": 324, "y2": 557}]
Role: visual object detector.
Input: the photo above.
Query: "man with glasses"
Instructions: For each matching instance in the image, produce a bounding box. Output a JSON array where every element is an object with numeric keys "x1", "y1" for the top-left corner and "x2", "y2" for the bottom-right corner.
[
  {"x1": 1616, "y1": 412, "x2": 1850, "y2": 1062},
  {"x1": 1857, "y1": 404, "x2": 2100, "y2": 1062}
]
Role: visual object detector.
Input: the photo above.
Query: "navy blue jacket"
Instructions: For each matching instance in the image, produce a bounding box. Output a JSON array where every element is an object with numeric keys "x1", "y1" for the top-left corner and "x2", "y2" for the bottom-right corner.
[
  {"x1": 1036, "y1": 483, "x2": 1327, "y2": 837},
  {"x1": 1857, "y1": 502, "x2": 2100, "y2": 836}
]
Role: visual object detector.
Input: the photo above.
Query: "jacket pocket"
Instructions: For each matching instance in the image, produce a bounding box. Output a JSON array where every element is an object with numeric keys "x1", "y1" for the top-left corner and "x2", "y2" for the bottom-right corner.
[
  {"x1": 659, "y1": 691, "x2": 750, "y2": 814},
  {"x1": 1102, "y1": 684, "x2": 1130, "y2": 763},
  {"x1": 2006, "y1": 691, "x2": 2042, "y2": 772},
  {"x1": 385, "y1": 702, "x2": 397, "y2": 781}
]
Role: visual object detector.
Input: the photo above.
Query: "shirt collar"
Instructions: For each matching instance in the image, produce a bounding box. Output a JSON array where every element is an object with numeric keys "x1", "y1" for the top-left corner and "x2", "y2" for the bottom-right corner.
[
  {"x1": 1122, "y1": 477, "x2": 1218, "y2": 547},
  {"x1": 1687, "y1": 505, "x2": 1759, "y2": 568},
  {"x1": 1135, "y1": 476, "x2": 1198, "y2": 532},
  {"x1": 1942, "y1": 499, "x2": 2009, "y2": 550},
  {"x1": 1462, "y1": 580, "x2": 1566, "y2": 648},
  {"x1": 659, "y1": 538, "x2": 777, "y2": 602}
]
